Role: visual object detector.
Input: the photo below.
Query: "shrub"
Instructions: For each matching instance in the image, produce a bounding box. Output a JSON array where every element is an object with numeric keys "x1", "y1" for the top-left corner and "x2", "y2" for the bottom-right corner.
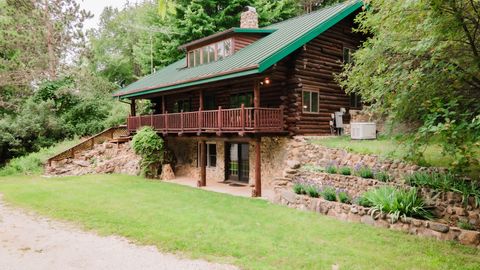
[
  {"x1": 301, "y1": 164, "x2": 324, "y2": 173},
  {"x1": 293, "y1": 183, "x2": 306, "y2": 195},
  {"x1": 362, "y1": 187, "x2": 432, "y2": 222},
  {"x1": 375, "y1": 171, "x2": 391, "y2": 182},
  {"x1": 405, "y1": 172, "x2": 480, "y2": 207},
  {"x1": 326, "y1": 166, "x2": 337, "y2": 174},
  {"x1": 458, "y1": 220, "x2": 475, "y2": 230},
  {"x1": 306, "y1": 185, "x2": 320, "y2": 198},
  {"x1": 321, "y1": 186, "x2": 337, "y2": 201},
  {"x1": 356, "y1": 166, "x2": 374, "y2": 179},
  {"x1": 338, "y1": 191, "x2": 350, "y2": 203},
  {"x1": 339, "y1": 167, "x2": 351, "y2": 175},
  {"x1": 131, "y1": 127, "x2": 164, "y2": 178},
  {"x1": 0, "y1": 138, "x2": 80, "y2": 176},
  {"x1": 354, "y1": 196, "x2": 372, "y2": 207}
]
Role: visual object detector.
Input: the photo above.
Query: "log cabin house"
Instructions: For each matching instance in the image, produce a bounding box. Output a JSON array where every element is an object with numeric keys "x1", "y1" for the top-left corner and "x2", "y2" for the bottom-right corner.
[{"x1": 113, "y1": 0, "x2": 365, "y2": 196}]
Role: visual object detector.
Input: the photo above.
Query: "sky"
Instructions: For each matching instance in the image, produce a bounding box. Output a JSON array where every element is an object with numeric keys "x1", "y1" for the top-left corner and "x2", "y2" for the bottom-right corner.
[{"x1": 80, "y1": 0, "x2": 142, "y2": 30}]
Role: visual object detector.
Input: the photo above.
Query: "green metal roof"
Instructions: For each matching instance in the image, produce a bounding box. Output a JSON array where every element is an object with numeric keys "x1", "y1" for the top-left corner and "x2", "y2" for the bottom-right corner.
[{"x1": 114, "y1": 0, "x2": 363, "y2": 98}]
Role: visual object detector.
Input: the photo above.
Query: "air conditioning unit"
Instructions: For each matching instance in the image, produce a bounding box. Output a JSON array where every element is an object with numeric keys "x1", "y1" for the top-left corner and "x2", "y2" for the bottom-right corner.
[{"x1": 351, "y1": 122, "x2": 376, "y2": 140}]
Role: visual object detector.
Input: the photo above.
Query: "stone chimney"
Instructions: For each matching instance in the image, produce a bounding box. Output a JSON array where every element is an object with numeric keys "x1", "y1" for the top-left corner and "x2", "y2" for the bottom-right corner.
[{"x1": 240, "y1": 6, "x2": 258, "y2": 28}]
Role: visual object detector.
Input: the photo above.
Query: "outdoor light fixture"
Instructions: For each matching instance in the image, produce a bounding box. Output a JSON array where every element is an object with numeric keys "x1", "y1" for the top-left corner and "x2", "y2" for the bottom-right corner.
[{"x1": 264, "y1": 77, "x2": 270, "y2": 85}]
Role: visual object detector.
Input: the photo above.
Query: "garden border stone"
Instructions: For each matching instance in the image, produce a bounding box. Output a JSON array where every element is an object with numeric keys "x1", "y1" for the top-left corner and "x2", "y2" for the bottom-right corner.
[{"x1": 273, "y1": 188, "x2": 480, "y2": 248}]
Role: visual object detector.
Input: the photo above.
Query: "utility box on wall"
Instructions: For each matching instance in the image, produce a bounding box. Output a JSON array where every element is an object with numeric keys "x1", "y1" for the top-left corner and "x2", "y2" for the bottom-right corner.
[{"x1": 350, "y1": 122, "x2": 376, "y2": 140}]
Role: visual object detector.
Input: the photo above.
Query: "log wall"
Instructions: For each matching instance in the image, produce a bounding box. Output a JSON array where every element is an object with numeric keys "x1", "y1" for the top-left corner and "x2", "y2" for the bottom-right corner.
[
  {"x1": 285, "y1": 14, "x2": 364, "y2": 135},
  {"x1": 144, "y1": 14, "x2": 364, "y2": 136}
]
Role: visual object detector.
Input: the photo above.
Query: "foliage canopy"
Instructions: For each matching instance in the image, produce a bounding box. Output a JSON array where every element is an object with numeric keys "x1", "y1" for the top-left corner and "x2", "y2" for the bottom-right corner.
[{"x1": 339, "y1": 0, "x2": 480, "y2": 172}]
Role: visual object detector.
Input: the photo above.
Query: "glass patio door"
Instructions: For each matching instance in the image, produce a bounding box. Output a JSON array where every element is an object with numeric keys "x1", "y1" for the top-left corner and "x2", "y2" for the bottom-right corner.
[{"x1": 226, "y1": 143, "x2": 249, "y2": 183}]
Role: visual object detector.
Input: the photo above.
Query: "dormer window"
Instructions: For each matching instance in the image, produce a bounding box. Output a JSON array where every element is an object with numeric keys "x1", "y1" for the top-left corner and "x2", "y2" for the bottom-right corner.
[{"x1": 187, "y1": 38, "x2": 234, "y2": 67}]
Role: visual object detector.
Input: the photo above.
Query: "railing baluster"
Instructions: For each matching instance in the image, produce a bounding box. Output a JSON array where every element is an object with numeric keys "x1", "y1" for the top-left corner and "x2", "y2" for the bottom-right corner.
[{"x1": 218, "y1": 106, "x2": 222, "y2": 133}]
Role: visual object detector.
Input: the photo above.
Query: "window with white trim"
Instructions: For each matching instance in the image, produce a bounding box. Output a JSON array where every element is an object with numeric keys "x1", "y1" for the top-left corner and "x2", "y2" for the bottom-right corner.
[
  {"x1": 197, "y1": 142, "x2": 217, "y2": 167},
  {"x1": 302, "y1": 90, "x2": 319, "y2": 113},
  {"x1": 207, "y1": 143, "x2": 216, "y2": 167},
  {"x1": 187, "y1": 38, "x2": 233, "y2": 67}
]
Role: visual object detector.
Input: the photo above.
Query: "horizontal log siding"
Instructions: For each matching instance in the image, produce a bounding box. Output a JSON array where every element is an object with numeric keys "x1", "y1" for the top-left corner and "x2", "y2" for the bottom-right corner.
[
  {"x1": 152, "y1": 71, "x2": 287, "y2": 113},
  {"x1": 234, "y1": 34, "x2": 263, "y2": 52},
  {"x1": 289, "y1": 15, "x2": 363, "y2": 135}
]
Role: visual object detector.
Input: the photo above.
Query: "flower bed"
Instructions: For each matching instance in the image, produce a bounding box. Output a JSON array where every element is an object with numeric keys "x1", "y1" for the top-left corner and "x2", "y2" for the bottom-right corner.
[
  {"x1": 290, "y1": 169, "x2": 480, "y2": 231},
  {"x1": 273, "y1": 189, "x2": 480, "y2": 248}
]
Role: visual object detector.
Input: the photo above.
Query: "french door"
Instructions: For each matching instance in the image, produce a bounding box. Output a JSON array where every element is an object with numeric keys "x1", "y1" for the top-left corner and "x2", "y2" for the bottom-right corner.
[{"x1": 226, "y1": 143, "x2": 249, "y2": 183}]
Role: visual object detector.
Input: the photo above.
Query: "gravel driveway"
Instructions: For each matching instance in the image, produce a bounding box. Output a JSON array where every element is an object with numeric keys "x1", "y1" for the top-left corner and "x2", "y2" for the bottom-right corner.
[{"x1": 0, "y1": 197, "x2": 238, "y2": 270}]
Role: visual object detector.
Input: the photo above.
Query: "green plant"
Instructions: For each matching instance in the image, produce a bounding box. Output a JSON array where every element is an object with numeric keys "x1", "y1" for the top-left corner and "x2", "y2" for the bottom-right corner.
[
  {"x1": 356, "y1": 166, "x2": 374, "y2": 179},
  {"x1": 293, "y1": 183, "x2": 306, "y2": 195},
  {"x1": 339, "y1": 167, "x2": 351, "y2": 175},
  {"x1": 362, "y1": 187, "x2": 432, "y2": 222},
  {"x1": 300, "y1": 164, "x2": 324, "y2": 173},
  {"x1": 321, "y1": 186, "x2": 337, "y2": 201},
  {"x1": 338, "y1": 192, "x2": 350, "y2": 203},
  {"x1": 375, "y1": 171, "x2": 391, "y2": 182},
  {"x1": 326, "y1": 166, "x2": 337, "y2": 174},
  {"x1": 405, "y1": 172, "x2": 480, "y2": 207},
  {"x1": 354, "y1": 196, "x2": 372, "y2": 207},
  {"x1": 306, "y1": 186, "x2": 320, "y2": 198},
  {"x1": 457, "y1": 220, "x2": 475, "y2": 230},
  {"x1": 131, "y1": 127, "x2": 164, "y2": 178}
]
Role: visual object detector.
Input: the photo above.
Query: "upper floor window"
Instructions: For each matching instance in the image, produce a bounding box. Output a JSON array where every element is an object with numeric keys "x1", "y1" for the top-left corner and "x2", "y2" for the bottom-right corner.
[
  {"x1": 302, "y1": 90, "x2": 319, "y2": 113},
  {"x1": 188, "y1": 38, "x2": 233, "y2": 67},
  {"x1": 343, "y1": 47, "x2": 353, "y2": 64}
]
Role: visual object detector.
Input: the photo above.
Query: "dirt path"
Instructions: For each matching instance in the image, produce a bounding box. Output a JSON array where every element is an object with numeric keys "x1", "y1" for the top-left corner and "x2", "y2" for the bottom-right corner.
[{"x1": 0, "y1": 197, "x2": 238, "y2": 270}]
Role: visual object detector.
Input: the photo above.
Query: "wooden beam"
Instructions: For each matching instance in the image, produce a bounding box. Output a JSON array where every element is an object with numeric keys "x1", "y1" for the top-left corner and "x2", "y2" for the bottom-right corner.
[
  {"x1": 130, "y1": 99, "x2": 136, "y2": 116},
  {"x1": 254, "y1": 137, "x2": 261, "y2": 197},
  {"x1": 199, "y1": 89, "x2": 204, "y2": 110},
  {"x1": 161, "y1": 96, "x2": 165, "y2": 114},
  {"x1": 199, "y1": 140, "x2": 207, "y2": 187},
  {"x1": 253, "y1": 80, "x2": 260, "y2": 108}
]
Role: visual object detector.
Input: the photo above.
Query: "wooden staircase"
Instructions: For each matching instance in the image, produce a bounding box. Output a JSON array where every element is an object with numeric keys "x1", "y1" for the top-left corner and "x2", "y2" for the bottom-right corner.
[{"x1": 47, "y1": 126, "x2": 130, "y2": 166}]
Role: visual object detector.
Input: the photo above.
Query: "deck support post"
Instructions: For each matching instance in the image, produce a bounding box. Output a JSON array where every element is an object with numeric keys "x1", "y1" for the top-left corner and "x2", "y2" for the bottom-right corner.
[
  {"x1": 253, "y1": 137, "x2": 262, "y2": 197},
  {"x1": 161, "y1": 96, "x2": 165, "y2": 114},
  {"x1": 130, "y1": 99, "x2": 136, "y2": 116},
  {"x1": 199, "y1": 90, "x2": 204, "y2": 133},
  {"x1": 199, "y1": 140, "x2": 207, "y2": 187},
  {"x1": 253, "y1": 80, "x2": 260, "y2": 129}
]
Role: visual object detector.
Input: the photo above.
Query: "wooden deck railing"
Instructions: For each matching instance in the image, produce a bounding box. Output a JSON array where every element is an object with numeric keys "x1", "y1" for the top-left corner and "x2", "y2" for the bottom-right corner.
[{"x1": 127, "y1": 106, "x2": 284, "y2": 134}]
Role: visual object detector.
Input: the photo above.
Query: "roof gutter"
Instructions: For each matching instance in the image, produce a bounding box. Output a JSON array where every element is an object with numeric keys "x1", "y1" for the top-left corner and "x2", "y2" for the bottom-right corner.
[{"x1": 115, "y1": 64, "x2": 260, "y2": 99}]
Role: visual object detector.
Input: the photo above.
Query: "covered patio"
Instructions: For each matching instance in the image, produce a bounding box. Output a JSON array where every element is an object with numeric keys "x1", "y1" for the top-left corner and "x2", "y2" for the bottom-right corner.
[{"x1": 168, "y1": 176, "x2": 274, "y2": 199}]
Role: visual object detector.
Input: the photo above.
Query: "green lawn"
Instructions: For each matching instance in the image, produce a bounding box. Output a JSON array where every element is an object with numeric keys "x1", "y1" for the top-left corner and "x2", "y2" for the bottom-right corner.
[
  {"x1": 310, "y1": 136, "x2": 456, "y2": 168},
  {"x1": 0, "y1": 138, "x2": 80, "y2": 176},
  {"x1": 0, "y1": 174, "x2": 479, "y2": 270}
]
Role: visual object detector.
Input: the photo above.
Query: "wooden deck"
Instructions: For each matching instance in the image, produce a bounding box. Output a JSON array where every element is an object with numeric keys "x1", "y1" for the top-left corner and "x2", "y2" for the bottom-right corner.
[{"x1": 127, "y1": 106, "x2": 285, "y2": 134}]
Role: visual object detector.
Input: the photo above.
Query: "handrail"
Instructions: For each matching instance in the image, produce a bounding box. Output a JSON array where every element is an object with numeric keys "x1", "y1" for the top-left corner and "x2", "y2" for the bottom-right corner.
[
  {"x1": 47, "y1": 125, "x2": 128, "y2": 165},
  {"x1": 127, "y1": 107, "x2": 284, "y2": 134}
]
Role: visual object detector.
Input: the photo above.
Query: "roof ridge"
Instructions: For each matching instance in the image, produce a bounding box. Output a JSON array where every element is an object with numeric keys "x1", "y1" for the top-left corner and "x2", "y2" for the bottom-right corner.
[{"x1": 263, "y1": 0, "x2": 361, "y2": 30}]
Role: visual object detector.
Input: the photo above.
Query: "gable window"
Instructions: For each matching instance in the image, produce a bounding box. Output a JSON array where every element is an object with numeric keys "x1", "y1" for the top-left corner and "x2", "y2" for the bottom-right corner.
[
  {"x1": 302, "y1": 90, "x2": 319, "y2": 113},
  {"x1": 187, "y1": 38, "x2": 233, "y2": 67},
  {"x1": 194, "y1": 49, "x2": 201, "y2": 66},
  {"x1": 188, "y1": 51, "x2": 194, "y2": 67}
]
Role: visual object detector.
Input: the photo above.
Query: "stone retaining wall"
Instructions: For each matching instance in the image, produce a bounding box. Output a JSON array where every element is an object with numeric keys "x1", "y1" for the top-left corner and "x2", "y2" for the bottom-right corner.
[
  {"x1": 274, "y1": 189, "x2": 480, "y2": 248},
  {"x1": 283, "y1": 137, "x2": 441, "y2": 180},
  {"x1": 280, "y1": 170, "x2": 480, "y2": 230}
]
